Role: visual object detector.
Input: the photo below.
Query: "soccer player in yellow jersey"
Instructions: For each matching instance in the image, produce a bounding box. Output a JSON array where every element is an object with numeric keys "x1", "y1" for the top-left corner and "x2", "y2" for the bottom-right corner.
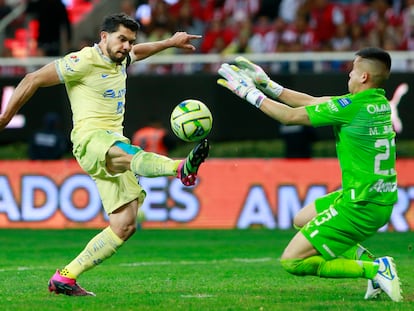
[{"x1": 0, "y1": 13, "x2": 209, "y2": 296}]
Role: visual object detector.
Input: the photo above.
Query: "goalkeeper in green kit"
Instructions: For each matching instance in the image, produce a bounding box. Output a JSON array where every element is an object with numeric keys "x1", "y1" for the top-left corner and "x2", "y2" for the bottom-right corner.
[{"x1": 217, "y1": 47, "x2": 402, "y2": 302}]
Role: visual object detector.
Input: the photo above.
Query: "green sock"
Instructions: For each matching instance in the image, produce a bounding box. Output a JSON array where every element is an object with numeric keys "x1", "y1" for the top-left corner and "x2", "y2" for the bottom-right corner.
[
  {"x1": 341, "y1": 244, "x2": 375, "y2": 262},
  {"x1": 280, "y1": 256, "x2": 379, "y2": 279},
  {"x1": 130, "y1": 150, "x2": 180, "y2": 177}
]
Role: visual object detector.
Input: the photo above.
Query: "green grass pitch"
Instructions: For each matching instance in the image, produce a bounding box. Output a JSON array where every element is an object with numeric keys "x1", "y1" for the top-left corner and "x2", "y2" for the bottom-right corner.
[{"x1": 0, "y1": 229, "x2": 413, "y2": 310}]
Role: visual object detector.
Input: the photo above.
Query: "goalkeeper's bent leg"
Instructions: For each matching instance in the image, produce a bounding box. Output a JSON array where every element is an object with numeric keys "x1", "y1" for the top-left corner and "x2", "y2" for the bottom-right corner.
[
  {"x1": 280, "y1": 256, "x2": 379, "y2": 279},
  {"x1": 341, "y1": 244, "x2": 376, "y2": 261}
]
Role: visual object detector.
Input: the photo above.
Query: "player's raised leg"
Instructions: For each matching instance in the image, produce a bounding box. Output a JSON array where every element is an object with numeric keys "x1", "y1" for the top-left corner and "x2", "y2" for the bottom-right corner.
[
  {"x1": 127, "y1": 139, "x2": 209, "y2": 186},
  {"x1": 177, "y1": 139, "x2": 209, "y2": 186}
]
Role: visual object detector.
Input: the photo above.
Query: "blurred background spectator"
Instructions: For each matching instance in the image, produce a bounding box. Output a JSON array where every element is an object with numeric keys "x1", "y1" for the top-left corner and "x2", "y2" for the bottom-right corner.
[
  {"x1": 26, "y1": 0, "x2": 72, "y2": 56},
  {"x1": 28, "y1": 112, "x2": 69, "y2": 160},
  {"x1": 132, "y1": 117, "x2": 177, "y2": 156},
  {"x1": 279, "y1": 124, "x2": 317, "y2": 158},
  {"x1": 0, "y1": 0, "x2": 13, "y2": 37}
]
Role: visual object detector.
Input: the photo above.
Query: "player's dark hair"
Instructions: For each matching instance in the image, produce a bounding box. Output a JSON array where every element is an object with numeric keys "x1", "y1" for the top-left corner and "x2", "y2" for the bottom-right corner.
[
  {"x1": 356, "y1": 47, "x2": 391, "y2": 72},
  {"x1": 100, "y1": 13, "x2": 140, "y2": 33}
]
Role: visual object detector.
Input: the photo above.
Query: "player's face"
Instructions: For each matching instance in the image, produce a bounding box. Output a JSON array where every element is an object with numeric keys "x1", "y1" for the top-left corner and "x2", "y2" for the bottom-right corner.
[{"x1": 102, "y1": 25, "x2": 136, "y2": 64}]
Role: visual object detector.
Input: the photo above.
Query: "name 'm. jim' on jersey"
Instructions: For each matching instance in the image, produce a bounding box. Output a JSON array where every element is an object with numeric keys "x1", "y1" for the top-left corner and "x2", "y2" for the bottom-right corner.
[
  {"x1": 55, "y1": 44, "x2": 128, "y2": 142},
  {"x1": 305, "y1": 88, "x2": 397, "y2": 205}
]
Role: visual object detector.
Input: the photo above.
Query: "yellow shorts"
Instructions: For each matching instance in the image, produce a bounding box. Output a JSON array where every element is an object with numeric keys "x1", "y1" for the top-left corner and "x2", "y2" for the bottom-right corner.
[{"x1": 72, "y1": 129, "x2": 146, "y2": 214}]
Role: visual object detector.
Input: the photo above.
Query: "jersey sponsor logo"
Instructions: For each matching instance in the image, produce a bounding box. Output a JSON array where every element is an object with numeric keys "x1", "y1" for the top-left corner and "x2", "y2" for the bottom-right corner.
[
  {"x1": 101, "y1": 73, "x2": 109, "y2": 78},
  {"x1": 369, "y1": 179, "x2": 397, "y2": 193},
  {"x1": 116, "y1": 101, "x2": 124, "y2": 114},
  {"x1": 69, "y1": 55, "x2": 80, "y2": 63},
  {"x1": 338, "y1": 98, "x2": 352, "y2": 107},
  {"x1": 367, "y1": 104, "x2": 391, "y2": 114},
  {"x1": 103, "y1": 88, "x2": 126, "y2": 99}
]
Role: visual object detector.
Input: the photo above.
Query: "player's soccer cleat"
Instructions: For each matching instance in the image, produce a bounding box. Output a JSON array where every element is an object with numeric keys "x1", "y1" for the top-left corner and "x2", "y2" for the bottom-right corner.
[
  {"x1": 372, "y1": 256, "x2": 402, "y2": 302},
  {"x1": 364, "y1": 279, "x2": 382, "y2": 299},
  {"x1": 48, "y1": 269, "x2": 96, "y2": 296},
  {"x1": 177, "y1": 139, "x2": 209, "y2": 186}
]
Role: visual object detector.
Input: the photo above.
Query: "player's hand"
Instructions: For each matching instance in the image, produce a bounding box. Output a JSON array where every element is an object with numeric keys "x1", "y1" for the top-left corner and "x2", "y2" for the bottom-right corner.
[
  {"x1": 217, "y1": 63, "x2": 266, "y2": 108},
  {"x1": 217, "y1": 63, "x2": 254, "y2": 98},
  {"x1": 170, "y1": 31, "x2": 202, "y2": 51},
  {"x1": 235, "y1": 56, "x2": 270, "y2": 87},
  {"x1": 235, "y1": 56, "x2": 284, "y2": 98}
]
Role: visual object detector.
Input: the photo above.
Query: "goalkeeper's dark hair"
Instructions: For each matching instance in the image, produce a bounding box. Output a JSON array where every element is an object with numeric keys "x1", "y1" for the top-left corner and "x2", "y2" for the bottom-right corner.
[
  {"x1": 100, "y1": 13, "x2": 140, "y2": 33},
  {"x1": 356, "y1": 47, "x2": 391, "y2": 72},
  {"x1": 356, "y1": 47, "x2": 391, "y2": 86}
]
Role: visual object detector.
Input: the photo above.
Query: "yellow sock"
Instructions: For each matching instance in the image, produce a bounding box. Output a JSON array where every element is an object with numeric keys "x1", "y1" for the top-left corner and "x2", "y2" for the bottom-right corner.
[
  {"x1": 130, "y1": 150, "x2": 180, "y2": 177},
  {"x1": 60, "y1": 227, "x2": 124, "y2": 279}
]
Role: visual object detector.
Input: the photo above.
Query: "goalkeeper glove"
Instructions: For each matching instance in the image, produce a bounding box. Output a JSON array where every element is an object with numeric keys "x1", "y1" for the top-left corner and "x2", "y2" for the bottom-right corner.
[
  {"x1": 217, "y1": 63, "x2": 266, "y2": 108},
  {"x1": 235, "y1": 56, "x2": 284, "y2": 98}
]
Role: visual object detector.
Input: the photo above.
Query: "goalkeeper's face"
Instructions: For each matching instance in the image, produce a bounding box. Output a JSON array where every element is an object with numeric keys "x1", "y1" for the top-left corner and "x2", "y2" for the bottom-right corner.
[
  {"x1": 101, "y1": 25, "x2": 136, "y2": 64},
  {"x1": 347, "y1": 57, "x2": 366, "y2": 94}
]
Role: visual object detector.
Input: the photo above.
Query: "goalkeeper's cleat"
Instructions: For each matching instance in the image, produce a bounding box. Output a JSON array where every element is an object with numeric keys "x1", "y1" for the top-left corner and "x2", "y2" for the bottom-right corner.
[
  {"x1": 48, "y1": 270, "x2": 96, "y2": 296},
  {"x1": 177, "y1": 139, "x2": 209, "y2": 186},
  {"x1": 372, "y1": 256, "x2": 402, "y2": 302},
  {"x1": 364, "y1": 279, "x2": 382, "y2": 299}
]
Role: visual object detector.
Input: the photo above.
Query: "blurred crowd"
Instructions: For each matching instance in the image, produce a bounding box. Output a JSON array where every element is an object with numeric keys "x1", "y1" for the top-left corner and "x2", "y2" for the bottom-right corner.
[
  {"x1": 122, "y1": 0, "x2": 414, "y2": 54},
  {"x1": 118, "y1": 0, "x2": 414, "y2": 73}
]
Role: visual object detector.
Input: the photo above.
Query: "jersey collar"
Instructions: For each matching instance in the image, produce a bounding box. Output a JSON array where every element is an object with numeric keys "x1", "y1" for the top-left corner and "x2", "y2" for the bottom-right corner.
[{"x1": 94, "y1": 43, "x2": 117, "y2": 65}]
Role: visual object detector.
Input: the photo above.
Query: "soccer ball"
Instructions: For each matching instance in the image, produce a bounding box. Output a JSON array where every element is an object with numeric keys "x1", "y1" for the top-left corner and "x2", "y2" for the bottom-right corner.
[{"x1": 170, "y1": 99, "x2": 213, "y2": 142}]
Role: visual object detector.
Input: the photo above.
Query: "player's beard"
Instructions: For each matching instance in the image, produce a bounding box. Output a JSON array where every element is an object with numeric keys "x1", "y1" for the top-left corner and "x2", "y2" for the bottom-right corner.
[{"x1": 107, "y1": 47, "x2": 127, "y2": 64}]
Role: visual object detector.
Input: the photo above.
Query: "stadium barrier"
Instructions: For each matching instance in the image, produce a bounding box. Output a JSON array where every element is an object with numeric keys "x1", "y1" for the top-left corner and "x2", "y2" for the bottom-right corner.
[
  {"x1": 0, "y1": 158, "x2": 413, "y2": 231},
  {"x1": 0, "y1": 72, "x2": 413, "y2": 144}
]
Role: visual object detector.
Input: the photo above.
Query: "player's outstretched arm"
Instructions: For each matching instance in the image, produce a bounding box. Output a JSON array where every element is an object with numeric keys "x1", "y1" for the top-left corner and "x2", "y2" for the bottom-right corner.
[
  {"x1": 235, "y1": 56, "x2": 284, "y2": 99},
  {"x1": 235, "y1": 56, "x2": 330, "y2": 107},
  {"x1": 217, "y1": 63, "x2": 311, "y2": 126},
  {"x1": 130, "y1": 32, "x2": 202, "y2": 62},
  {"x1": 0, "y1": 62, "x2": 60, "y2": 131}
]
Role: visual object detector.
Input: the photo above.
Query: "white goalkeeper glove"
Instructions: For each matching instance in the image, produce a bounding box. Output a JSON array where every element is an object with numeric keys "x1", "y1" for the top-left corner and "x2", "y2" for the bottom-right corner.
[
  {"x1": 217, "y1": 63, "x2": 266, "y2": 108},
  {"x1": 235, "y1": 56, "x2": 284, "y2": 98}
]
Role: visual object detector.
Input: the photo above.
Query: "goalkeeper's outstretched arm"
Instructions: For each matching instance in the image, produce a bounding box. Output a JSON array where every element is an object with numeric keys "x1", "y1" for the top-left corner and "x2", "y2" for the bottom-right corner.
[
  {"x1": 259, "y1": 97, "x2": 312, "y2": 126},
  {"x1": 217, "y1": 63, "x2": 312, "y2": 126},
  {"x1": 235, "y1": 56, "x2": 331, "y2": 107},
  {"x1": 278, "y1": 88, "x2": 331, "y2": 108}
]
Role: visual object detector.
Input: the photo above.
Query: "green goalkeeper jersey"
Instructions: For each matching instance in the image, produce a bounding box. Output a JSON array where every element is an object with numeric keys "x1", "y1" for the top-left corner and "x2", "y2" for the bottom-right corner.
[{"x1": 305, "y1": 88, "x2": 397, "y2": 205}]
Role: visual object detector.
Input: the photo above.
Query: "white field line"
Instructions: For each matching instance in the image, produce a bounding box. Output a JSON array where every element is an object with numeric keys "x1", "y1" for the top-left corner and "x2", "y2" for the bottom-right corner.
[
  {"x1": 0, "y1": 257, "x2": 274, "y2": 273},
  {"x1": 120, "y1": 257, "x2": 273, "y2": 267}
]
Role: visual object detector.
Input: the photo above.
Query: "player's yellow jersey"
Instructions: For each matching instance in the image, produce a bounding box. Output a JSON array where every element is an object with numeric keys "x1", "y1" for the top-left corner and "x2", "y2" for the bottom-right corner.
[{"x1": 55, "y1": 44, "x2": 128, "y2": 142}]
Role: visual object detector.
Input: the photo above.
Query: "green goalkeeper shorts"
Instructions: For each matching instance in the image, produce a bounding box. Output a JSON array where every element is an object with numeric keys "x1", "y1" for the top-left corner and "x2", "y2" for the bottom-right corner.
[{"x1": 300, "y1": 190, "x2": 393, "y2": 259}]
